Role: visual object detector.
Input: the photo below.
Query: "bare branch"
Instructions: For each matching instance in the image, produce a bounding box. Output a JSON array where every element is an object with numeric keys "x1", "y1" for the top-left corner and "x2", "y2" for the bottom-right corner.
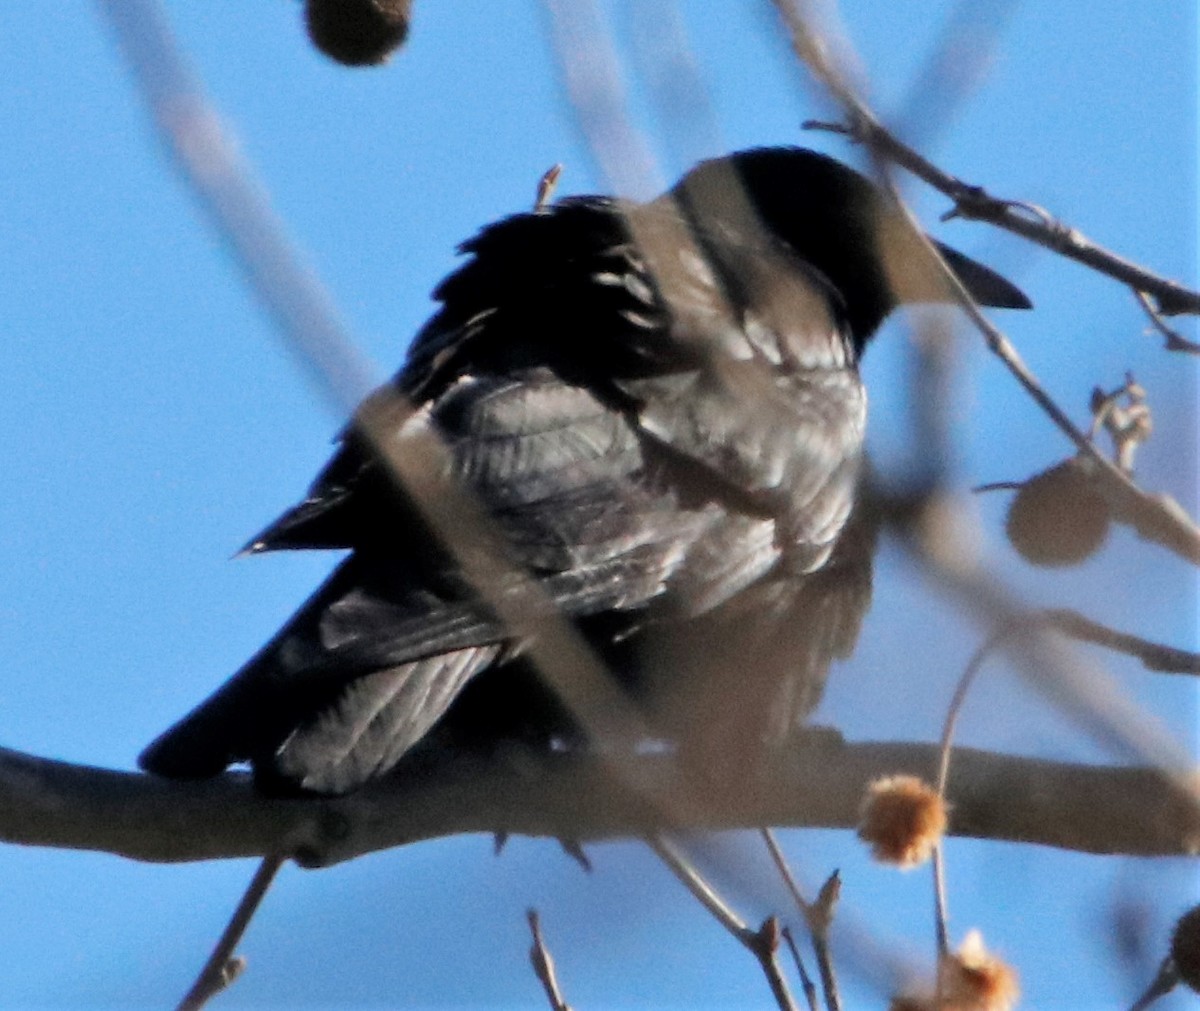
[
  {"x1": 802, "y1": 117, "x2": 1200, "y2": 319},
  {"x1": 1042, "y1": 609, "x2": 1200, "y2": 676},
  {"x1": 3, "y1": 741, "x2": 1198, "y2": 866},
  {"x1": 767, "y1": 1, "x2": 1200, "y2": 567}
]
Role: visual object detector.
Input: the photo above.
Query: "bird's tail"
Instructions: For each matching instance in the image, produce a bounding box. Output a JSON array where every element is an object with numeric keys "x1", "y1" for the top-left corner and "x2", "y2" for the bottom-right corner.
[{"x1": 139, "y1": 677, "x2": 265, "y2": 779}]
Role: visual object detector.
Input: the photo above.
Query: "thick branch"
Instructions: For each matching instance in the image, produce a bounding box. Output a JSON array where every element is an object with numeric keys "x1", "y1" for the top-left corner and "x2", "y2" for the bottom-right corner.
[{"x1": 2, "y1": 739, "x2": 1196, "y2": 867}]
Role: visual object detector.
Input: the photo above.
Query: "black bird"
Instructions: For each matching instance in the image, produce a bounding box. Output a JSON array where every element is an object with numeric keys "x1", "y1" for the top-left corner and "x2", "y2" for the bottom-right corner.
[{"x1": 140, "y1": 147, "x2": 1029, "y2": 795}]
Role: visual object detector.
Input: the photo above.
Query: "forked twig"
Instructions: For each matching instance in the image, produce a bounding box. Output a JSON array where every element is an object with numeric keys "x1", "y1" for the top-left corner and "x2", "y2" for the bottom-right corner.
[
  {"x1": 761, "y1": 829, "x2": 843, "y2": 1011},
  {"x1": 1134, "y1": 290, "x2": 1200, "y2": 354},
  {"x1": 647, "y1": 834, "x2": 798, "y2": 1011},
  {"x1": 801, "y1": 117, "x2": 1200, "y2": 319}
]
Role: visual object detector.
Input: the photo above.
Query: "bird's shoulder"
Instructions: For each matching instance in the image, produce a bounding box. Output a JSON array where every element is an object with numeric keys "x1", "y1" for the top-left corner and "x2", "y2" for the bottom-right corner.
[{"x1": 400, "y1": 195, "x2": 698, "y2": 403}]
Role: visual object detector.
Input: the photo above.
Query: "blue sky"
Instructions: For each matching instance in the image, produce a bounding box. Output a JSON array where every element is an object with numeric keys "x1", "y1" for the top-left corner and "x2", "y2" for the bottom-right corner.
[{"x1": 0, "y1": 2, "x2": 1196, "y2": 1008}]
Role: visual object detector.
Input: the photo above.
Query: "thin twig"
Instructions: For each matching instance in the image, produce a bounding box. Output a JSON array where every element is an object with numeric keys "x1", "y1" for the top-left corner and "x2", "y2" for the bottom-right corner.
[
  {"x1": 936, "y1": 632, "x2": 1007, "y2": 799},
  {"x1": 905, "y1": 545, "x2": 1199, "y2": 815},
  {"x1": 646, "y1": 834, "x2": 749, "y2": 937},
  {"x1": 892, "y1": 0, "x2": 1021, "y2": 151},
  {"x1": 760, "y1": 830, "x2": 843, "y2": 1011},
  {"x1": 541, "y1": 0, "x2": 663, "y2": 196},
  {"x1": 769, "y1": 0, "x2": 1200, "y2": 567},
  {"x1": 892, "y1": 0, "x2": 1019, "y2": 497},
  {"x1": 772, "y1": 0, "x2": 1200, "y2": 571},
  {"x1": 627, "y1": 0, "x2": 723, "y2": 170},
  {"x1": 1134, "y1": 290, "x2": 1200, "y2": 354},
  {"x1": 808, "y1": 872, "x2": 844, "y2": 1011},
  {"x1": 527, "y1": 909, "x2": 573, "y2": 1011},
  {"x1": 885, "y1": 184, "x2": 1200, "y2": 570},
  {"x1": 931, "y1": 843, "x2": 950, "y2": 956},
  {"x1": 647, "y1": 834, "x2": 798, "y2": 1011},
  {"x1": 802, "y1": 117, "x2": 1200, "y2": 318},
  {"x1": 780, "y1": 926, "x2": 820, "y2": 1011},
  {"x1": 761, "y1": 828, "x2": 811, "y2": 915},
  {"x1": 1042, "y1": 609, "x2": 1200, "y2": 675},
  {"x1": 918, "y1": 210, "x2": 1200, "y2": 567},
  {"x1": 176, "y1": 854, "x2": 285, "y2": 1011},
  {"x1": 932, "y1": 629, "x2": 1010, "y2": 955}
]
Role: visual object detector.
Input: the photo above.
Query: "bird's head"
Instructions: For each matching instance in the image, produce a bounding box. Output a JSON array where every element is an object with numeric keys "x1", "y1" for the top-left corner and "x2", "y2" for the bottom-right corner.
[{"x1": 671, "y1": 146, "x2": 1031, "y2": 346}]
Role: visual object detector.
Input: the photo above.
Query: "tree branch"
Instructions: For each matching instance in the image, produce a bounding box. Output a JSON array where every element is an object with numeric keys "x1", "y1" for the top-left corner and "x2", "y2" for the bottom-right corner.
[
  {"x1": 3, "y1": 739, "x2": 1197, "y2": 867},
  {"x1": 1042, "y1": 608, "x2": 1200, "y2": 676},
  {"x1": 802, "y1": 117, "x2": 1200, "y2": 319}
]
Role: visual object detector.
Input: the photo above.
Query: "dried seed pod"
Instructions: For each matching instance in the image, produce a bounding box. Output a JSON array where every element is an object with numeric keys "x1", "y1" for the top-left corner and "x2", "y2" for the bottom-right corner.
[
  {"x1": 937, "y1": 930, "x2": 1020, "y2": 1011},
  {"x1": 305, "y1": 0, "x2": 411, "y2": 67},
  {"x1": 1005, "y1": 458, "x2": 1110, "y2": 567},
  {"x1": 1172, "y1": 905, "x2": 1200, "y2": 993}
]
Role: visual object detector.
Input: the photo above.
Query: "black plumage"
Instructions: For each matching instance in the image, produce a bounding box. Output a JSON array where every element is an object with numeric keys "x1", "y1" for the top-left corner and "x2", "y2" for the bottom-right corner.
[{"x1": 140, "y1": 147, "x2": 1029, "y2": 795}]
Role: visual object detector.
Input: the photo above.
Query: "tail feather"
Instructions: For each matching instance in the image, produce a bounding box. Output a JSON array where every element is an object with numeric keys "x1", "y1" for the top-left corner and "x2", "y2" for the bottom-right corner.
[{"x1": 139, "y1": 678, "x2": 264, "y2": 779}]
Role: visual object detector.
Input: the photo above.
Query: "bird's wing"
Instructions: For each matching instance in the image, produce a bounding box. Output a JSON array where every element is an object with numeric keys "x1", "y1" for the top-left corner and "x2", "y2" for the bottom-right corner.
[{"x1": 143, "y1": 364, "x2": 764, "y2": 793}]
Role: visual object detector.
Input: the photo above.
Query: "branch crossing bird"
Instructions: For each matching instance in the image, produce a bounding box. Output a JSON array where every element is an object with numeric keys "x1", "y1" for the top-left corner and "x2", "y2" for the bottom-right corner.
[{"x1": 140, "y1": 147, "x2": 1030, "y2": 795}]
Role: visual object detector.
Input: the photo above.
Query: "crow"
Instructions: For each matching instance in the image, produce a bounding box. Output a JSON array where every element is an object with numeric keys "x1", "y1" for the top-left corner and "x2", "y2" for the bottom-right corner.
[{"x1": 140, "y1": 147, "x2": 1029, "y2": 795}]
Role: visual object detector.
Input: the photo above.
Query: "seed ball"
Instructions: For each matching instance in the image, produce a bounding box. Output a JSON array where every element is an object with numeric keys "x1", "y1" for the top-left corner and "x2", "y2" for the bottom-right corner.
[
  {"x1": 305, "y1": 0, "x2": 411, "y2": 67},
  {"x1": 1005, "y1": 459, "x2": 1110, "y2": 566},
  {"x1": 1172, "y1": 905, "x2": 1200, "y2": 993}
]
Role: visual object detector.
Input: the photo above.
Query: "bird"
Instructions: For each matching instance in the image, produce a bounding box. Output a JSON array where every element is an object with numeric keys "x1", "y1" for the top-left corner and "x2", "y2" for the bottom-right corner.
[{"x1": 140, "y1": 146, "x2": 1030, "y2": 796}]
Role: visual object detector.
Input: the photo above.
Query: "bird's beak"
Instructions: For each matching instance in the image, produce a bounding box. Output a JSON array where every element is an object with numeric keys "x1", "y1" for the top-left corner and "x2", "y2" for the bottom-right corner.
[
  {"x1": 876, "y1": 212, "x2": 1031, "y2": 310},
  {"x1": 930, "y1": 240, "x2": 1032, "y2": 310}
]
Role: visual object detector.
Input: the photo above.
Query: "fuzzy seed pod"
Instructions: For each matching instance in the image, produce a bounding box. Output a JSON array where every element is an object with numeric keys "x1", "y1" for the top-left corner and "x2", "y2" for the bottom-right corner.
[
  {"x1": 858, "y1": 775, "x2": 947, "y2": 869},
  {"x1": 305, "y1": 0, "x2": 411, "y2": 67},
  {"x1": 937, "y1": 930, "x2": 1020, "y2": 1010}
]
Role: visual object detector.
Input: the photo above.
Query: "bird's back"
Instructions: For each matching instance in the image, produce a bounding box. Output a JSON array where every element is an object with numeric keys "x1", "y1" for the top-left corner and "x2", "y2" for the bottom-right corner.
[{"x1": 141, "y1": 154, "x2": 903, "y2": 795}]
